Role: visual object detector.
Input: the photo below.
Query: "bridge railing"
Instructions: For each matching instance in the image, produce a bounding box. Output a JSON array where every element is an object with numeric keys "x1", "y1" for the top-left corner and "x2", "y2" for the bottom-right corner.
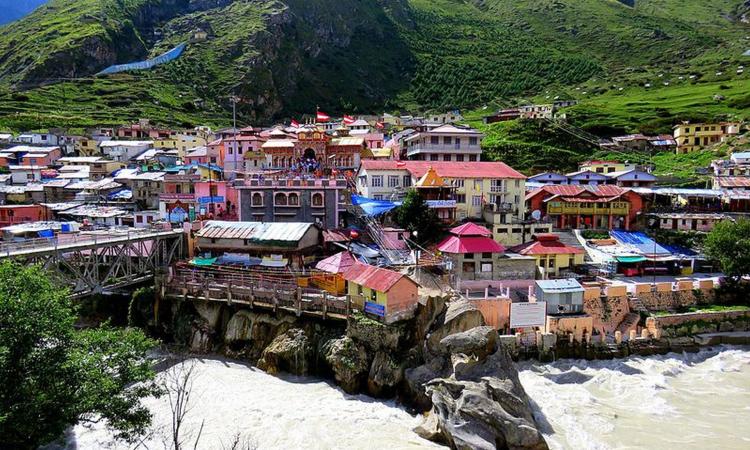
[
  {"x1": 168, "y1": 268, "x2": 352, "y2": 319},
  {"x1": 0, "y1": 228, "x2": 180, "y2": 257}
]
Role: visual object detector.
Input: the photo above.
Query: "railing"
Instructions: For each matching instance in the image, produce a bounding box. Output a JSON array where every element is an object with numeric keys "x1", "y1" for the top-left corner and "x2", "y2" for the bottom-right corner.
[
  {"x1": 0, "y1": 228, "x2": 181, "y2": 257},
  {"x1": 167, "y1": 268, "x2": 352, "y2": 320}
]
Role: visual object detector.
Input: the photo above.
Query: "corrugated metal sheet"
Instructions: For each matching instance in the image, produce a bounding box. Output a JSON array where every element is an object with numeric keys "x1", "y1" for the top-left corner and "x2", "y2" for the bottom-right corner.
[
  {"x1": 197, "y1": 221, "x2": 314, "y2": 243},
  {"x1": 342, "y1": 262, "x2": 410, "y2": 292}
]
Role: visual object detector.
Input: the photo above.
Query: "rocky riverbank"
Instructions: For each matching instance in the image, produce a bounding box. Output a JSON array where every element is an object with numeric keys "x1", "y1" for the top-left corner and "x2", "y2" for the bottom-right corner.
[{"x1": 159, "y1": 295, "x2": 549, "y2": 450}]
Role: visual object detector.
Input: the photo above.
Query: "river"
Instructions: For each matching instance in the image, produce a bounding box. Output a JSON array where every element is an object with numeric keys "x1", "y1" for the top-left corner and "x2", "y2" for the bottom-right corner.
[
  {"x1": 518, "y1": 346, "x2": 750, "y2": 450},
  {"x1": 66, "y1": 356, "x2": 443, "y2": 450}
]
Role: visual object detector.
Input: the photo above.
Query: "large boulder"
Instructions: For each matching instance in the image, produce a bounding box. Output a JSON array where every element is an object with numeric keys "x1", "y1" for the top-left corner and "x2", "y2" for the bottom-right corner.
[
  {"x1": 367, "y1": 351, "x2": 404, "y2": 397},
  {"x1": 439, "y1": 326, "x2": 498, "y2": 359},
  {"x1": 426, "y1": 298, "x2": 486, "y2": 356},
  {"x1": 257, "y1": 328, "x2": 312, "y2": 376},
  {"x1": 346, "y1": 313, "x2": 405, "y2": 352},
  {"x1": 224, "y1": 310, "x2": 255, "y2": 343},
  {"x1": 323, "y1": 336, "x2": 370, "y2": 394}
]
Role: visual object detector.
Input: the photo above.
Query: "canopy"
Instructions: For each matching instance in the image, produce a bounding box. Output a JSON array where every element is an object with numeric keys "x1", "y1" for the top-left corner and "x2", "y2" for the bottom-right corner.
[
  {"x1": 616, "y1": 255, "x2": 647, "y2": 263},
  {"x1": 351, "y1": 195, "x2": 401, "y2": 216},
  {"x1": 190, "y1": 257, "x2": 217, "y2": 266}
]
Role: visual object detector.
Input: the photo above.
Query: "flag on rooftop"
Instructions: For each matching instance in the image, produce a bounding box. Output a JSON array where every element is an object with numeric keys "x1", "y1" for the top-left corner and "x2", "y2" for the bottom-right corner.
[
  {"x1": 343, "y1": 115, "x2": 355, "y2": 125},
  {"x1": 375, "y1": 121, "x2": 385, "y2": 129},
  {"x1": 290, "y1": 119, "x2": 300, "y2": 127},
  {"x1": 316, "y1": 110, "x2": 330, "y2": 122}
]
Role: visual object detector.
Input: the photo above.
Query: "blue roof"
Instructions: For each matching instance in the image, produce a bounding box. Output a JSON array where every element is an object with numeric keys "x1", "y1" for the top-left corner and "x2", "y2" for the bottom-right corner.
[
  {"x1": 731, "y1": 152, "x2": 750, "y2": 160},
  {"x1": 536, "y1": 279, "x2": 584, "y2": 293},
  {"x1": 611, "y1": 230, "x2": 671, "y2": 256},
  {"x1": 351, "y1": 195, "x2": 401, "y2": 216}
]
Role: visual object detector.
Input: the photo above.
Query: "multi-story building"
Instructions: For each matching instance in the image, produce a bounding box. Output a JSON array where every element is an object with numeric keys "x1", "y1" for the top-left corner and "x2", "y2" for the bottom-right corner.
[
  {"x1": 260, "y1": 126, "x2": 365, "y2": 171},
  {"x1": 403, "y1": 124, "x2": 483, "y2": 162},
  {"x1": 236, "y1": 177, "x2": 348, "y2": 229},
  {"x1": 356, "y1": 160, "x2": 544, "y2": 244},
  {"x1": 578, "y1": 160, "x2": 634, "y2": 174},
  {"x1": 159, "y1": 171, "x2": 237, "y2": 222},
  {"x1": 99, "y1": 140, "x2": 153, "y2": 162},
  {"x1": 526, "y1": 185, "x2": 644, "y2": 230},
  {"x1": 673, "y1": 122, "x2": 740, "y2": 153}
]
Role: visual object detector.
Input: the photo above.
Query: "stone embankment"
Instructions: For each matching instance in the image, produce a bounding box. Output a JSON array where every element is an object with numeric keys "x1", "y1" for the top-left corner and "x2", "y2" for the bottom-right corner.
[{"x1": 164, "y1": 294, "x2": 549, "y2": 450}]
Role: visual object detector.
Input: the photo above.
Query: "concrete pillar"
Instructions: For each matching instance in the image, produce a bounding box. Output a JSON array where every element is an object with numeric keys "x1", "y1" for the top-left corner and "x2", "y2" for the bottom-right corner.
[
  {"x1": 569, "y1": 333, "x2": 574, "y2": 344},
  {"x1": 515, "y1": 332, "x2": 522, "y2": 346},
  {"x1": 536, "y1": 331, "x2": 542, "y2": 347},
  {"x1": 629, "y1": 330, "x2": 637, "y2": 341},
  {"x1": 615, "y1": 330, "x2": 622, "y2": 344},
  {"x1": 608, "y1": 214, "x2": 613, "y2": 229},
  {"x1": 600, "y1": 332, "x2": 607, "y2": 344}
]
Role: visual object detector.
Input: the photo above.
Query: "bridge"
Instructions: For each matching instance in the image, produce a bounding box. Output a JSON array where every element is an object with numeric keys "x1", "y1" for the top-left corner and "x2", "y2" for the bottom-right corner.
[
  {"x1": 166, "y1": 267, "x2": 357, "y2": 321},
  {"x1": 0, "y1": 228, "x2": 185, "y2": 298}
]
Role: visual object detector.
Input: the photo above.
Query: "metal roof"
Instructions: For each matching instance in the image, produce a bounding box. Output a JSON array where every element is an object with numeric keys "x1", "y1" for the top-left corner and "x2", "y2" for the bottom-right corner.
[
  {"x1": 196, "y1": 221, "x2": 316, "y2": 243},
  {"x1": 536, "y1": 279, "x2": 584, "y2": 293},
  {"x1": 342, "y1": 261, "x2": 414, "y2": 292}
]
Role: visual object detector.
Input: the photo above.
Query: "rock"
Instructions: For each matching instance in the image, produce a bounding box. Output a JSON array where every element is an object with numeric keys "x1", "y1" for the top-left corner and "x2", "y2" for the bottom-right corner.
[
  {"x1": 719, "y1": 321, "x2": 735, "y2": 332},
  {"x1": 404, "y1": 361, "x2": 445, "y2": 410},
  {"x1": 346, "y1": 313, "x2": 404, "y2": 351},
  {"x1": 189, "y1": 325, "x2": 211, "y2": 353},
  {"x1": 417, "y1": 346, "x2": 548, "y2": 450},
  {"x1": 439, "y1": 326, "x2": 497, "y2": 359},
  {"x1": 324, "y1": 336, "x2": 370, "y2": 394},
  {"x1": 367, "y1": 351, "x2": 404, "y2": 397},
  {"x1": 426, "y1": 298, "x2": 486, "y2": 356},
  {"x1": 257, "y1": 328, "x2": 312, "y2": 376},
  {"x1": 415, "y1": 295, "x2": 448, "y2": 343},
  {"x1": 193, "y1": 300, "x2": 223, "y2": 328},
  {"x1": 225, "y1": 310, "x2": 255, "y2": 343}
]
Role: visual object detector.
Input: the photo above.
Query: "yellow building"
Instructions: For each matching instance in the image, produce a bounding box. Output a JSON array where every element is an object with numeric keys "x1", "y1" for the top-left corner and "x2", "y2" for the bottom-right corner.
[
  {"x1": 578, "y1": 160, "x2": 629, "y2": 174},
  {"x1": 673, "y1": 122, "x2": 740, "y2": 154},
  {"x1": 154, "y1": 134, "x2": 207, "y2": 158},
  {"x1": 72, "y1": 136, "x2": 101, "y2": 157},
  {"x1": 508, "y1": 234, "x2": 585, "y2": 278}
]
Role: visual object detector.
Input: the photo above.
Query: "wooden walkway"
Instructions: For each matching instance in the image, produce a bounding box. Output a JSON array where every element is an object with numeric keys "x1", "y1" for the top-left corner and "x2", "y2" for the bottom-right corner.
[{"x1": 166, "y1": 269, "x2": 355, "y2": 321}]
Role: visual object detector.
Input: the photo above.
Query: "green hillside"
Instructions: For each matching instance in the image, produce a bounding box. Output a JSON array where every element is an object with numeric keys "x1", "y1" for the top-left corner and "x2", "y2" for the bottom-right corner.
[{"x1": 0, "y1": 0, "x2": 748, "y2": 130}]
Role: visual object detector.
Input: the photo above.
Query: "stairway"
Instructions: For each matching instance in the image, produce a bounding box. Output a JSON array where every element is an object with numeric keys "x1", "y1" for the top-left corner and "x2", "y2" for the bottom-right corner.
[
  {"x1": 617, "y1": 312, "x2": 641, "y2": 336},
  {"x1": 628, "y1": 296, "x2": 648, "y2": 313},
  {"x1": 555, "y1": 230, "x2": 591, "y2": 262}
]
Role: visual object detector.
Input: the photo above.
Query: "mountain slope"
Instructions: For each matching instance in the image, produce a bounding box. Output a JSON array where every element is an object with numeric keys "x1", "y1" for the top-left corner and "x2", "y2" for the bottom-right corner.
[
  {"x1": 0, "y1": 0, "x2": 748, "y2": 130},
  {"x1": 0, "y1": 0, "x2": 48, "y2": 25}
]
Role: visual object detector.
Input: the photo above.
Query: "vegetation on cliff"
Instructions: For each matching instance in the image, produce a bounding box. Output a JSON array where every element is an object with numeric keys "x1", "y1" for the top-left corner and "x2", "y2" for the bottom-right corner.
[{"x1": 0, "y1": 261, "x2": 160, "y2": 449}]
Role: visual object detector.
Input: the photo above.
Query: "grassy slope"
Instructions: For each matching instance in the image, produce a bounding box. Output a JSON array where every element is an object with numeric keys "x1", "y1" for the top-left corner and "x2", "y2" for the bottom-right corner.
[{"x1": 0, "y1": 0, "x2": 748, "y2": 134}]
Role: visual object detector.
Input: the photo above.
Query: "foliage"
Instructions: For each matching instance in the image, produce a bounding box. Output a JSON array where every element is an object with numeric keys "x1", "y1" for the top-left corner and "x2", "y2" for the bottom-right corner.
[
  {"x1": 581, "y1": 230, "x2": 610, "y2": 240},
  {"x1": 394, "y1": 190, "x2": 444, "y2": 245},
  {"x1": 647, "y1": 229, "x2": 705, "y2": 250},
  {"x1": 703, "y1": 219, "x2": 750, "y2": 285},
  {"x1": 0, "y1": 261, "x2": 160, "y2": 449}
]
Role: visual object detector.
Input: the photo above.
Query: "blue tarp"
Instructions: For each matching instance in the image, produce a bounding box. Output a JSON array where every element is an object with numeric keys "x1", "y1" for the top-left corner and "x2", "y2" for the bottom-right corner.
[
  {"x1": 351, "y1": 195, "x2": 401, "y2": 216},
  {"x1": 97, "y1": 43, "x2": 187, "y2": 75},
  {"x1": 108, "y1": 189, "x2": 132, "y2": 200},
  {"x1": 661, "y1": 243, "x2": 698, "y2": 257},
  {"x1": 611, "y1": 231, "x2": 672, "y2": 256}
]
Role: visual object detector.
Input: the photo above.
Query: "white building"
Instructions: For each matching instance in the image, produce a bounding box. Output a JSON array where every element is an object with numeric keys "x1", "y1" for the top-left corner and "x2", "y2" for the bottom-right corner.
[
  {"x1": 403, "y1": 124, "x2": 483, "y2": 162},
  {"x1": 99, "y1": 140, "x2": 153, "y2": 162}
]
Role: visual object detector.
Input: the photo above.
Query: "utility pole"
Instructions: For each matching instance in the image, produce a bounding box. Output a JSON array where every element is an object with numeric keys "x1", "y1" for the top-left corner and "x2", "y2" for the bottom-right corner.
[{"x1": 230, "y1": 94, "x2": 240, "y2": 181}]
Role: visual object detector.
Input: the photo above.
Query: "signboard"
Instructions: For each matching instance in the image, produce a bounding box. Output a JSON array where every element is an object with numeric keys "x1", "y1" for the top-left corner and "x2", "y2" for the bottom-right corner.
[
  {"x1": 160, "y1": 193, "x2": 196, "y2": 201},
  {"x1": 198, "y1": 196, "x2": 225, "y2": 204},
  {"x1": 510, "y1": 302, "x2": 546, "y2": 329},
  {"x1": 364, "y1": 301, "x2": 385, "y2": 317},
  {"x1": 426, "y1": 200, "x2": 457, "y2": 208}
]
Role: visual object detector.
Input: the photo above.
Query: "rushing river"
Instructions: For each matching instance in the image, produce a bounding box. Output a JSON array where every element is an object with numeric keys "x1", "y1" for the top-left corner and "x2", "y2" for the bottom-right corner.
[
  {"x1": 519, "y1": 346, "x2": 750, "y2": 450},
  {"x1": 67, "y1": 356, "x2": 443, "y2": 450}
]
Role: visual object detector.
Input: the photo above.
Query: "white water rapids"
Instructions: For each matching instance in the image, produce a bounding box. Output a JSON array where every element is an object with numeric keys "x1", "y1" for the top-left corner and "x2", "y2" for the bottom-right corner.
[
  {"x1": 62, "y1": 347, "x2": 750, "y2": 449},
  {"x1": 518, "y1": 346, "x2": 750, "y2": 450}
]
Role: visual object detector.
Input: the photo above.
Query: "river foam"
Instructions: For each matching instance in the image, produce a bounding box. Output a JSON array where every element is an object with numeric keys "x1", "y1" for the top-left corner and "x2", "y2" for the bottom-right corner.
[
  {"x1": 65, "y1": 356, "x2": 443, "y2": 449},
  {"x1": 519, "y1": 346, "x2": 750, "y2": 450}
]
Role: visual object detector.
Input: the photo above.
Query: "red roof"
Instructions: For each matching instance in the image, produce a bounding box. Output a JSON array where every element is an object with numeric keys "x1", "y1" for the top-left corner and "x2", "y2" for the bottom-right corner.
[
  {"x1": 342, "y1": 262, "x2": 414, "y2": 292},
  {"x1": 316, "y1": 251, "x2": 356, "y2": 274},
  {"x1": 437, "y1": 236, "x2": 505, "y2": 254},
  {"x1": 508, "y1": 234, "x2": 584, "y2": 256},
  {"x1": 360, "y1": 160, "x2": 525, "y2": 179},
  {"x1": 449, "y1": 222, "x2": 492, "y2": 237},
  {"x1": 717, "y1": 177, "x2": 750, "y2": 188},
  {"x1": 526, "y1": 184, "x2": 631, "y2": 202}
]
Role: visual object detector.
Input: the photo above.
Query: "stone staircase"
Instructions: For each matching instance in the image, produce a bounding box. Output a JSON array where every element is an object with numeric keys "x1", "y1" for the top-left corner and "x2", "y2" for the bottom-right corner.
[
  {"x1": 628, "y1": 296, "x2": 648, "y2": 313},
  {"x1": 617, "y1": 312, "x2": 641, "y2": 335},
  {"x1": 555, "y1": 230, "x2": 590, "y2": 261}
]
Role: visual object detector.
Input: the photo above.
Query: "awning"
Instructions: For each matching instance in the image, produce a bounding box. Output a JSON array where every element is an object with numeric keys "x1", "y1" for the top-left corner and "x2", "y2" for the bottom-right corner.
[
  {"x1": 190, "y1": 257, "x2": 217, "y2": 266},
  {"x1": 616, "y1": 256, "x2": 647, "y2": 263}
]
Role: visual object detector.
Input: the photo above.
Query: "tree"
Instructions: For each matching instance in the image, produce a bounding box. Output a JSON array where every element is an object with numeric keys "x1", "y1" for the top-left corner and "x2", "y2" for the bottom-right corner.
[
  {"x1": 394, "y1": 190, "x2": 444, "y2": 245},
  {"x1": 0, "y1": 261, "x2": 161, "y2": 449},
  {"x1": 703, "y1": 219, "x2": 750, "y2": 286}
]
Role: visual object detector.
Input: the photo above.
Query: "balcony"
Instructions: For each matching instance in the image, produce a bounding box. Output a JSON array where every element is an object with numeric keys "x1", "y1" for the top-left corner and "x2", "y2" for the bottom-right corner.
[
  {"x1": 406, "y1": 144, "x2": 481, "y2": 157},
  {"x1": 547, "y1": 201, "x2": 630, "y2": 215}
]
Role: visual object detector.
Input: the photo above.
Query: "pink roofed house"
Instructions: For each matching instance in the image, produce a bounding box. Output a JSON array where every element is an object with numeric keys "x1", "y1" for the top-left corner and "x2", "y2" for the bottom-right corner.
[
  {"x1": 438, "y1": 222, "x2": 509, "y2": 281},
  {"x1": 343, "y1": 262, "x2": 419, "y2": 323}
]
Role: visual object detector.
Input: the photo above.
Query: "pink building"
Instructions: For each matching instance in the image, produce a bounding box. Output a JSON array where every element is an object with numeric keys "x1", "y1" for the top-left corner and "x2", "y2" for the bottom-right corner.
[
  {"x1": 219, "y1": 134, "x2": 267, "y2": 177},
  {"x1": 184, "y1": 146, "x2": 209, "y2": 166}
]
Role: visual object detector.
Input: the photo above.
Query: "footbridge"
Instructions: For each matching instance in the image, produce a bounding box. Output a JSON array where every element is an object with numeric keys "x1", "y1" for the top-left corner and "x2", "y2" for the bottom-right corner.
[{"x1": 0, "y1": 228, "x2": 185, "y2": 298}]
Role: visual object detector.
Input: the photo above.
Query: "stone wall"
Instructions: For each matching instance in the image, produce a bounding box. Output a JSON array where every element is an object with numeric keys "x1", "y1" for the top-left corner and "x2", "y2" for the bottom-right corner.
[
  {"x1": 583, "y1": 295, "x2": 630, "y2": 334},
  {"x1": 650, "y1": 309, "x2": 750, "y2": 337},
  {"x1": 639, "y1": 288, "x2": 713, "y2": 311}
]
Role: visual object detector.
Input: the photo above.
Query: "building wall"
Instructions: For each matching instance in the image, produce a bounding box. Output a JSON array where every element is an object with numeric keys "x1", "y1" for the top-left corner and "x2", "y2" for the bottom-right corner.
[
  {"x1": 528, "y1": 253, "x2": 585, "y2": 277},
  {"x1": 546, "y1": 315, "x2": 594, "y2": 342},
  {"x1": 239, "y1": 187, "x2": 342, "y2": 229}
]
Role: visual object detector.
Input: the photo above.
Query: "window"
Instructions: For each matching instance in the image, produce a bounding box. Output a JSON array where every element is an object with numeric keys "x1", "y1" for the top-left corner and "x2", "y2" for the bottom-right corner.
[
  {"x1": 481, "y1": 252, "x2": 492, "y2": 259},
  {"x1": 444, "y1": 136, "x2": 452, "y2": 145},
  {"x1": 403, "y1": 175, "x2": 412, "y2": 187},
  {"x1": 388, "y1": 176, "x2": 399, "y2": 188},
  {"x1": 430, "y1": 154, "x2": 439, "y2": 161},
  {"x1": 464, "y1": 253, "x2": 475, "y2": 259},
  {"x1": 454, "y1": 138, "x2": 461, "y2": 149},
  {"x1": 288, "y1": 193, "x2": 299, "y2": 206},
  {"x1": 491, "y1": 180, "x2": 504, "y2": 193},
  {"x1": 608, "y1": 167, "x2": 616, "y2": 173},
  {"x1": 443, "y1": 154, "x2": 451, "y2": 161},
  {"x1": 274, "y1": 192, "x2": 287, "y2": 206},
  {"x1": 596, "y1": 167, "x2": 604, "y2": 173},
  {"x1": 175, "y1": 185, "x2": 182, "y2": 194},
  {"x1": 481, "y1": 263, "x2": 493, "y2": 273},
  {"x1": 371, "y1": 175, "x2": 383, "y2": 187},
  {"x1": 472, "y1": 195, "x2": 482, "y2": 206},
  {"x1": 252, "y1": 192, "x2": 263, "y2": 206},
  {"x1": 462, "y1": 261, "x2": 476, "y2": 273},
  {"x1": 469, "y1": 137, "x2": 478, "y2": 146},
  {"x1": 469, "y1": 155, "x2": 477, "y2": 162},
  {"x1": 312, "y1": 192, "x2": 324, "y2": 207},
  {"x1": 548, "y1": 258, "x2": 555, "y2": 268},
  {"x1": 455, "y1": 194, "x2": 466, "y2": 203},
  {"x1": 373, "y1": 194, "x2": 383, "y2": 200},
  {"x1": 430, "y1": 136, "x2": 439, "y2": 145},
  {"x1": 456, "y1": 154, "x2": 464, "y2": 162},
  {"x1": 474, "y1": 179, "x2": 482, "y2": 190},
  {"x1": 453, "y1": 179, "x2": 465, "y2": 188}
]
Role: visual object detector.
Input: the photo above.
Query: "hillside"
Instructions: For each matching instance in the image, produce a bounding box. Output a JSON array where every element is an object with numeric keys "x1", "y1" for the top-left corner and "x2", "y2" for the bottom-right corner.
[{"x1": 0, "y1": 0, "x2": 748, "y2": 130}]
